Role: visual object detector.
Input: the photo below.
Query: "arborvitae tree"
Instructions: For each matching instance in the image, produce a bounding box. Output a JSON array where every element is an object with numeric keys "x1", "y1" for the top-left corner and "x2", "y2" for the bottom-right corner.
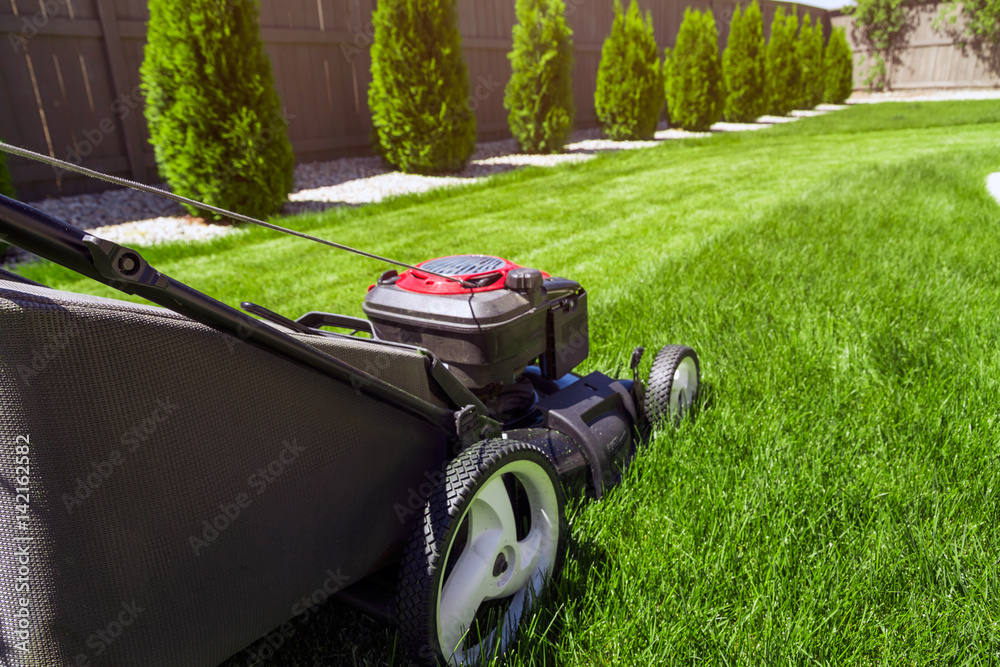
[
  {"x1": 505, "y1": 0, "x2": 575, "y2": 153},
  {"x1": 721, "y1": 0, "x2": 766, "y2": 122},
  {"x1": 141, "y1": 0, "x2": 294, "y2": 220},
  {"x1": 824, "y1": 27, "x2": 855, "y2": 103},
  {"x1": 665, "y1": 8, "x2": 723, "y2": 131},
  {"x1": 797, "y1": 14, "x2": 825, "y2": 109},
  {"x1": 595, "y1": 0, "x2": 664, "y2": 141},
  {"x1": 765, "y1": 8, "x2": 800, "y2": 116},
  {"x1": 369, "y1": 0, "x2": 476, "y2": 173}
]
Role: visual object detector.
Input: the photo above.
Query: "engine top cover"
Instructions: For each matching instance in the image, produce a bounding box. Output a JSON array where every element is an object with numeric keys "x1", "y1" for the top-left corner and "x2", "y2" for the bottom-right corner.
[
  {"x1": 394, "y1": 255, "x2": 527, "y2": 295},
  {"x1": 363, "y1": 255, "x2": 587, "y2": 389}
]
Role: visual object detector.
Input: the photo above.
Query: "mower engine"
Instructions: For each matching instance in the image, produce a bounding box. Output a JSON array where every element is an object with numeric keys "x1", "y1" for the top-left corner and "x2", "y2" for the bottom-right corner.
[
  {"x1": 363, "y1": 254, "x2": 669, "y2": 498},
  {"x1": 363, "y1": 255, "x2": 590, "y2": 416}
]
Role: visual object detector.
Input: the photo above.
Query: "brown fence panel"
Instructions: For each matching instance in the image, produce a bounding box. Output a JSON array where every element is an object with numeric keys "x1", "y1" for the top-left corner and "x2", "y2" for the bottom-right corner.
[
  {"x1": 1, "y1": 0, "x2": 140, "y2": 199},
  {"x1": 3, "y1": 0, "x2": 831, "y2": 200},
  {"x1": 831, "y1": 3, "x2": 1000, "y2": 91}
]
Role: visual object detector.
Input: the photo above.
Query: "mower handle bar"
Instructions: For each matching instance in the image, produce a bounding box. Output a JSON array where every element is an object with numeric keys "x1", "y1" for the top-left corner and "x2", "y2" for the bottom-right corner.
[{"x1": 0, "y1": 194, "x2": 464, "y2": 438}]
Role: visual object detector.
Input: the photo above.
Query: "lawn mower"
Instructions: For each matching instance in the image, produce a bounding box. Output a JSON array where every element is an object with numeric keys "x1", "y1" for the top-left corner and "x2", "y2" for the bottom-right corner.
[{"x1": 0, "y1": 143, "x2": 700, "y2": 666}]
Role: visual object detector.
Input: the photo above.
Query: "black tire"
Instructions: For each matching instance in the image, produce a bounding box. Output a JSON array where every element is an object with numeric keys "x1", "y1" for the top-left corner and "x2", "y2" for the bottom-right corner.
[
  {"x1": 395, "y1": 439, "x2": 567, "y2": 666},
  {"x1": 645, "y1": 345, "x2": 700, "y2": 425}
]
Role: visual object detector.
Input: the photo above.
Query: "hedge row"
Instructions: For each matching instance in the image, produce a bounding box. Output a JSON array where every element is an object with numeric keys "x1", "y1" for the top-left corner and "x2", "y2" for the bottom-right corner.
[
  {"x1": 130, "y1": 0, "x2": 855, "y2": 221},
  {"x1": 599, "y1": 0, "x2": 855, "y2": 134}
]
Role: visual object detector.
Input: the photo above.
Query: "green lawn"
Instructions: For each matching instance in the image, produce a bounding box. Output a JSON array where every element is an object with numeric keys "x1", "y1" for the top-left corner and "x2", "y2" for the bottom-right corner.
[{"x1": 17, "y1": 101, "x2": 1000, "y2": 665}]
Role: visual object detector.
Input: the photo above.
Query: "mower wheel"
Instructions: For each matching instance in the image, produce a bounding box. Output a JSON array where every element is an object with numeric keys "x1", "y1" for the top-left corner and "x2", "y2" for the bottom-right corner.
[
  {"x1": 395, "y1": 438, "x2": 566, "y2": 666},
  {"x1": 645, "y1": 345, "x2": 700, "y2": 425}
]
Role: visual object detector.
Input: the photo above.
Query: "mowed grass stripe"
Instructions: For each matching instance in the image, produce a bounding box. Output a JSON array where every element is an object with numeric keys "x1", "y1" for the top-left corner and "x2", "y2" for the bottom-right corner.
[{"x1": 551, "y1": 145, "x2": 1000, "y2": 665}]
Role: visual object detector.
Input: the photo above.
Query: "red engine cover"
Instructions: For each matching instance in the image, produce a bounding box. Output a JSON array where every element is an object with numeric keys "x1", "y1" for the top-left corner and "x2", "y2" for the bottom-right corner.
[{"x1": 394, "y1": 255, "x2": 545, "y2": 295}]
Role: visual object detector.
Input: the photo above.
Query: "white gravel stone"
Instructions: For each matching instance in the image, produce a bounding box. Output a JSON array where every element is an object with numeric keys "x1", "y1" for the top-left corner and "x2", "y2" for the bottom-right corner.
[
  {"x1": 19, "y1": 119, "x2": 780, "y2": 248},
  {"x1": 471, "y1": 152, "x2": 593, "y2": 168},
  {"x1": 848, "y1": 88, "x2": 1000, "y2": 103},
  {"x1": 89, "y1": 217, "x2": 246, "y2": 246},
  {"x1": 289, "y1": 125, "x2": 720, "y2": 210},
  {"x1": 654, "y1": 128, "x2": 713, "y2": 140},
  {"x1": 289, "y1": 172, "x2": 475, "y2": 207},
  {"x1": 711, "y1": 121, "x2": 771, "y2": 132},
  {"x1": 756, "y1": 115, "x2": 803, "y2": 124},
  {"x1": 30, "y1": 186, "x2": 184, "y2": 230},
  {"x1": 564, "y1": 138, "x2": 661, "y2": 151}
]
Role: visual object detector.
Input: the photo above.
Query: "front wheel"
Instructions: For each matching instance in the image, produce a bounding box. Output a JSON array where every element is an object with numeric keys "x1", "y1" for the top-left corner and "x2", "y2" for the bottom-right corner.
[
  {"x1": 395, "y1": 439, "x2": 566, "y2": 666},
  {"x1": 644, "y1": 345, "x2": 700, "y2": 425}
]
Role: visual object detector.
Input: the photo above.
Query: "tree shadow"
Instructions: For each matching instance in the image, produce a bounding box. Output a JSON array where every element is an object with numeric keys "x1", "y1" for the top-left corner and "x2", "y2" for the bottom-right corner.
[
  {"x1": 502, "y1": 533, "x2": 611, "y2": 666},
  {"x1": 849, "y1": 6, "x2": 920, "y2": 91},
  {"x1": 212, "y1": 533, "x2": 612, "y2": 666},
  {"x1": 931, "y1": 7, "x2": 1000, "y2": 79}
]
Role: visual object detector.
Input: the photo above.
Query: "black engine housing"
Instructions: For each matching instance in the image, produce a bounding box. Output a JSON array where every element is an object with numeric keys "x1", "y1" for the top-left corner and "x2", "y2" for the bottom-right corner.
[{"x1": 362, "y1": 256, "x2": 589, "y2": 390}]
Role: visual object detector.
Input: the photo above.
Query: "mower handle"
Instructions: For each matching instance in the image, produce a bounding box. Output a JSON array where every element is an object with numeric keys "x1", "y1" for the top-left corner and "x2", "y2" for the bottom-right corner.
[{"x1": 0, "y1": 194, "x2": 469, "y2": 439}]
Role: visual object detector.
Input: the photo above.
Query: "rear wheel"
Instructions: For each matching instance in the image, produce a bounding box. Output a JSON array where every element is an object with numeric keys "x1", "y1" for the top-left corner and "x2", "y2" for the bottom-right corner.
[
  {"x1": 396, "y1": 439, "x2": 566, "y2": 666},
  {"x1": 645, "y1": 345, "x2": 700, "y2": 425}
]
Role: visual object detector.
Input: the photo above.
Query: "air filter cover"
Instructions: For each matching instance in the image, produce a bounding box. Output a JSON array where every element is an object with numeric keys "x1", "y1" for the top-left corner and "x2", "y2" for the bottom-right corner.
[{"x1": 393, "y1": 255, "x2": 524, "y2": 295}]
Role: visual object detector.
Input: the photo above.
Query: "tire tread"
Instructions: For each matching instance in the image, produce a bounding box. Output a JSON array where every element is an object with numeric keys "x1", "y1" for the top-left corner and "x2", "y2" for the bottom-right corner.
[
  {"x1": 644, "y1": 344, "x2": 700, "y2": 424},
  {"x1": 395, "y1": 439, "x2": 563, "y2": 665}
]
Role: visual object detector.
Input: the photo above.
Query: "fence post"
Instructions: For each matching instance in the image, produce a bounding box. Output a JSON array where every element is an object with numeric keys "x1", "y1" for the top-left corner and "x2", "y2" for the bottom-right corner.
[{"x1": 94, "y1": 0, "x2": 148, "y2": 184}]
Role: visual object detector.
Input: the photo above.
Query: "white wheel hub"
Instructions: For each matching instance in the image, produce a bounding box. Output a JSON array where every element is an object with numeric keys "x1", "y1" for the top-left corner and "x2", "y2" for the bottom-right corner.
[
  {"x1": 436, "y1": 460, "x2": 560, "y2": 664},
  {"x1": 670, "y1": 356, "x2": 699, "y2": 417}
]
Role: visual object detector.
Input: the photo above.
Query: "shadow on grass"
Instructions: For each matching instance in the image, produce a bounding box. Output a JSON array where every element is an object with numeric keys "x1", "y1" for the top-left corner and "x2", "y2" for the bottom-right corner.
[{"x1": 214, "y1": 532, "x2": 612, "y2": 667}]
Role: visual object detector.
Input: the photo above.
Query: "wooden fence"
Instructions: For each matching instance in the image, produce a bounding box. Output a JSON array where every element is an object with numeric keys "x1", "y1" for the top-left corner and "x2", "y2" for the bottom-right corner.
[
  {"x1": 831, "y1": 3, "x2": 1000, "y2": 91},
  {"x1": 2, "y1": 0, "x2": 827, "y2": 200}
]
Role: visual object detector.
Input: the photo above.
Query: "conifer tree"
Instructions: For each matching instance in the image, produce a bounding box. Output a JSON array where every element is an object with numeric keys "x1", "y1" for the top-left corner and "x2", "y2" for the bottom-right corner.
[
  {"x1": 824, "y1": 27, "x2": 855, "y2": 104},
  {"x1": 505, "y1": 0, "x2": 575, "y2": 153},
  {"x1": 665, "y1": 8, "x2": 724, "y2": 131},
  {"x1": 369, "y1": 0, "x2": 476, "y2": 173},
  {"x1": 722, "y1": 1, "x2": 766, "y2": 122},
  {"x1": 595, "y1": 0, "x2": 664, "y2": 140},
  {"x1": 141, "y1": 0, "x2": 294, "y2": 219},
  {"x1": 765, "y1": 8, "x2": 800, "y2": 116},
  {"x1": 797, "y1": 14, "x2": 826, "y2": 109}
]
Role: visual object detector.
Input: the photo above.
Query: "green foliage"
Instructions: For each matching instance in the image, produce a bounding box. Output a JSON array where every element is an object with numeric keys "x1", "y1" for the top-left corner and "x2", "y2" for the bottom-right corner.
[
  {"x1": 594, "y1": 0, "x2": 664, "y2": 141},
  {"x1": 797, "y1": 14, "x2": 826, "y2": 109},
  {"x1": 504, "y1": 0, "x2": 575, "y2": 154},
  {"x1": 824, "y1": 27, "x2": 855, "y2": 104},
  {"x1": 141, "y1": 0, "x2": 294, "y2": 220},
  {"x1": 939, "y1": 0, "x2": 1000, "y2": 44},
  {"x1": 369, "y1": 0, "x2": 476, "y2": 173},
  {"x1": 934, "y1": 0, "x2": 1000, "y2": 74},
  {"x1": 765, "y1": 8, "x2": 800, "y2": 116},
  {"x1": 844, "y1": 0, "x2": 908, "y2": 90},
  {"x1": 665, "y1": 8, "x2": 724, "y2": 131},
  {"x1": 721, "y1": 0, "x2": 766, "y2": 123}
]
